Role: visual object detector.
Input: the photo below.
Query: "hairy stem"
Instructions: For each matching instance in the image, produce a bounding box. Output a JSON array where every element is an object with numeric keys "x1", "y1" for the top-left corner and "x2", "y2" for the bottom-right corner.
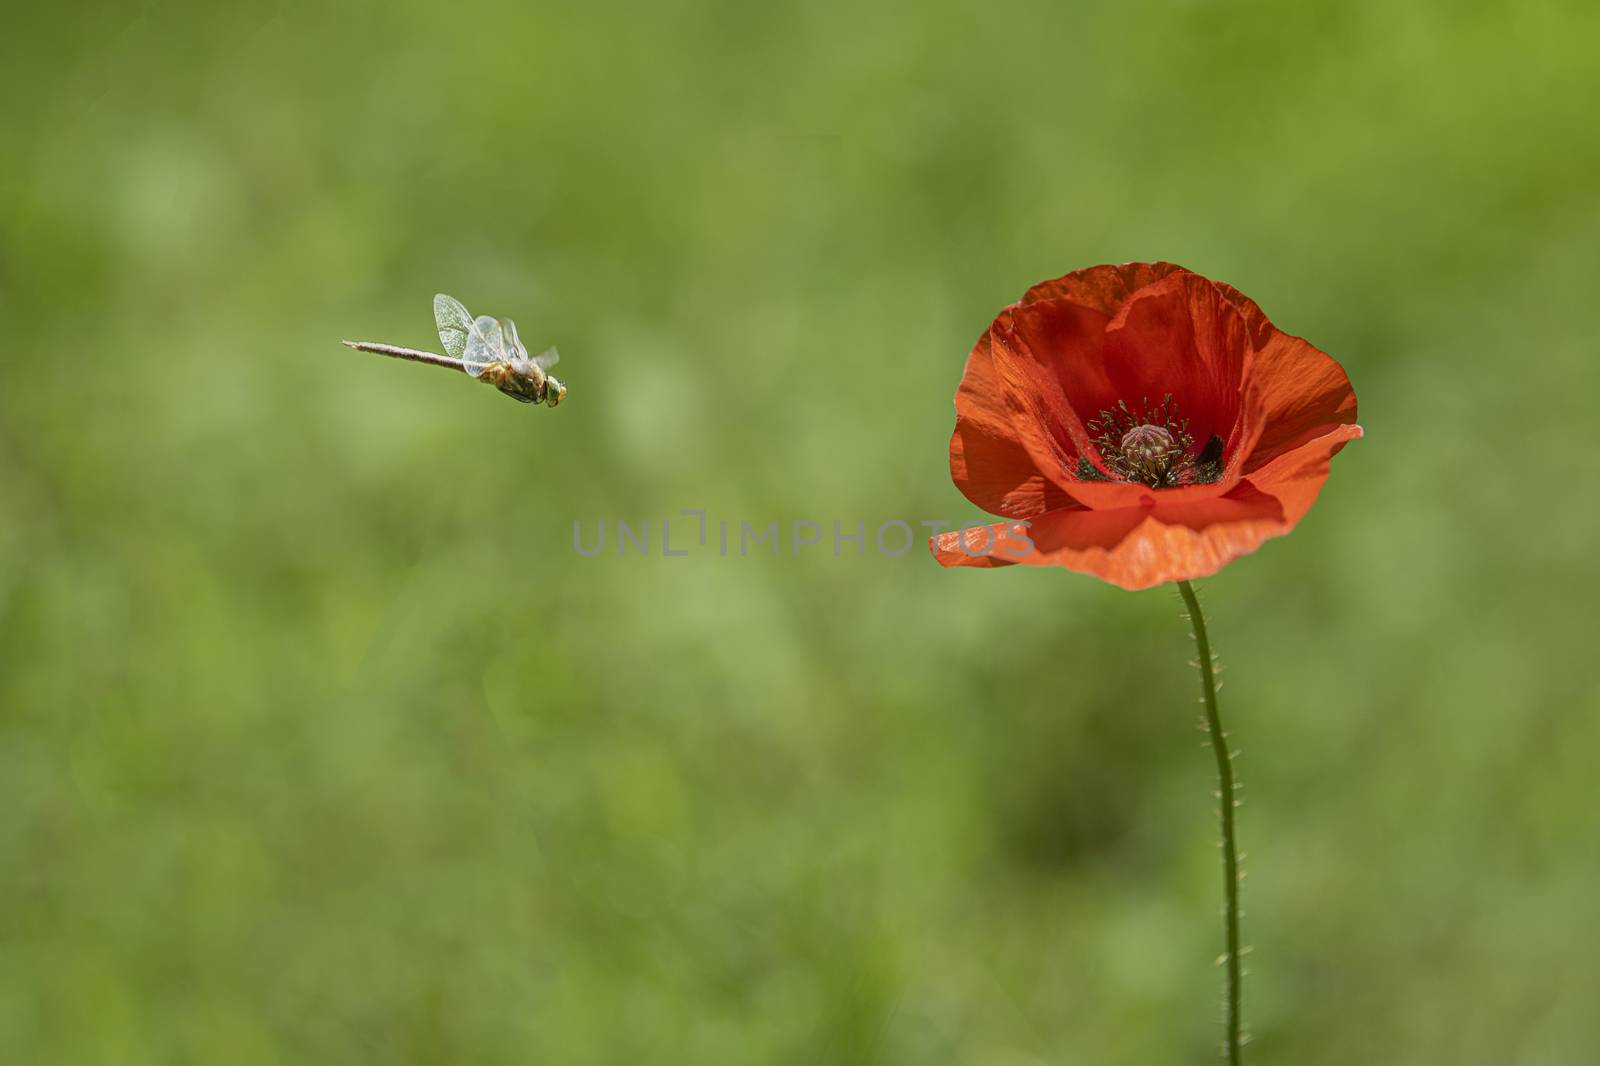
[{"x1": 1177, "y1": 579, "x2": 1243, "y2": 1064}]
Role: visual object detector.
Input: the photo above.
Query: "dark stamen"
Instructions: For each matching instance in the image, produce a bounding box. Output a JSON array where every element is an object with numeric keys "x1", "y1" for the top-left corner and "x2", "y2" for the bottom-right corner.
[
  {"x1": 1080, "y1": 395, "x2": 1223, "y2": 487},
  {"x1": 1193, "y1": 434, "x2": 1225, "y2": 483}
]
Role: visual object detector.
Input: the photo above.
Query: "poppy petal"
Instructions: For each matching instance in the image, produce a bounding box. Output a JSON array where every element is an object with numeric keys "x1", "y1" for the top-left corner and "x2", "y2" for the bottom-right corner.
[
  {"x1": 1022, "y1": 261, "x2": 1191, "y2": 314},
  {"x1": 1242, "y1": 330, "x2": 1359, "y2": 470},
  {"x1": 1201, "y1": 278, "x2": 1359, "y2": 467},
  {"x1": 994, "y1": 299, "x2": 1117, "y2": 467},
  {"x1": 1244, "y1": 422, "x2": 1364, "y2": 524},
  {"x1": 1100, "y1": 272, "x2": 1252, "y2": 450},
  {"x1": 1041, "y1": 476, "x2": 1235, "y2": 512},
  {"x1": 981, "y1": 275, "x2": 1269, "y2": 508},
  {"x1": 926, "y1": 518, "x2": 1049, "y2": 569},
  {"x1": 948, "y1": 329, "x2": 1077, "y2": 518},
  {"x1": 930, "y1": 482, "x2": 1299, "y2": 590}
]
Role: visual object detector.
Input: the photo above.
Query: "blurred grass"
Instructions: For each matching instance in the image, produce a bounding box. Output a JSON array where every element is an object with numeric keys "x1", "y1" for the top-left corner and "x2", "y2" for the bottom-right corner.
[{"x1": 4, "y1": 0, "x2": 1600, "y2": 1062}]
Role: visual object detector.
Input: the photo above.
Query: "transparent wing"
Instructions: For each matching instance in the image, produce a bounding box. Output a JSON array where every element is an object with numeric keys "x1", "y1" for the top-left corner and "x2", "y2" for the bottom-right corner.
[
  {"x1": 532, "y1": 346, "x2": 560, "y2": 371},
  {"x1": 433, "y1": 293, "x2": 474, "y2": 360},
  {"x1": 502, "y1": 317, "x2": 530, "y2": 361},
  {"x1": 462, "y1": 315, "x2": 507, "y2": 378}
]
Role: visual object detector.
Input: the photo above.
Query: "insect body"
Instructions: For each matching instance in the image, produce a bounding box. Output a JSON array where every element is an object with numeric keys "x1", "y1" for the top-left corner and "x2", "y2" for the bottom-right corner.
[
  {"x1": 341, "y1": 293, "x2": 566, "y2": 408},
  {"x1": 432, "y1": 294, "x2": 566, "y2": 407}
]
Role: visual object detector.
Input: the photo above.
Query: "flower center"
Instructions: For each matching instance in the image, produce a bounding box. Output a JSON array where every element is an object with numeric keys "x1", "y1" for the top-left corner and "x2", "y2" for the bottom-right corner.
[
  {"x1": 1119, "y1": 424, "x2": 1179, "y2": 481},
  {"x1": 1077, "y1": 395, "x2": 1224, "y2": 487}
]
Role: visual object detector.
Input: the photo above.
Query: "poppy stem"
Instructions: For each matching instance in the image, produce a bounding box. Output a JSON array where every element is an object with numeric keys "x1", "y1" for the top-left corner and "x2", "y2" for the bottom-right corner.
[{"x1": 1177, "y1": 579, "x2": 1243, "y2": 1064}]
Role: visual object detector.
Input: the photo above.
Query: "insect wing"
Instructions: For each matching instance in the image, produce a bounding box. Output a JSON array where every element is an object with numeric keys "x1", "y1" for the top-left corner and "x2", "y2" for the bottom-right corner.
[
  {"x1": 502, "y1": 317, "x2": 530, "y2": 361},
  {"x1": 433, "y1": 293, "x2": 475, "y2": 360},
  {"x1": 532, "y1": 346, "x2": 560, "y2": 372},
  {"x1": 462, "y1": 315, "x2": 507, "y2": 378}
]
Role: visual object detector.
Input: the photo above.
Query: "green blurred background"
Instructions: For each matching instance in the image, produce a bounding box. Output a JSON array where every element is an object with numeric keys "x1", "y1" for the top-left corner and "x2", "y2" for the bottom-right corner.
[{"x1": 4, "y1": 1, "x2": 1599, "y2": 1062}]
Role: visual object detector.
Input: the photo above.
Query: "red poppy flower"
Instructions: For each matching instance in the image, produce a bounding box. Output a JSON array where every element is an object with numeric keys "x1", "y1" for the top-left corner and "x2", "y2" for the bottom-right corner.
[{"x1": 930, "y1": 262, "x2": 1360, "y2": 590}]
